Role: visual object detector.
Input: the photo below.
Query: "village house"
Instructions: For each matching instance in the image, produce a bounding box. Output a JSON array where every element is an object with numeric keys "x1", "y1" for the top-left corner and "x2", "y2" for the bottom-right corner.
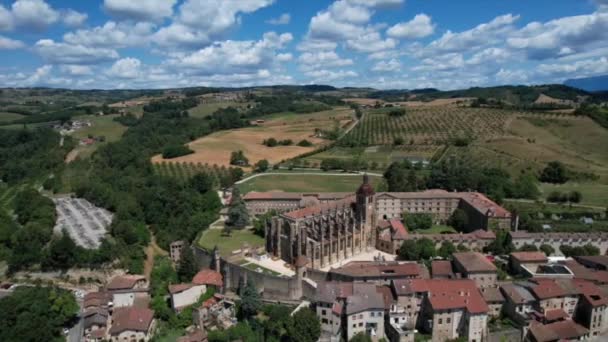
[
  {"x1": 193, "y1": 293, "x2": 236, "y2": 330},
  {"x1": 315, "y1": 281, "x2": 387, "y2": 342},
  {"x1": 480, "y1": 287, "x2": 505, "y2": 318},
  {"x1": 106, "y1": 275, "x2": 149, "y2": 308},
  {"x1": 452, "y1": 252, "x2": 498, "y2": 289},
  {"x1": 430, "y1": 260, "x2": 454, "y2": 279},
  {"x1": 83, "y1": 308, "x2": 109, "y2": 342},
  {"x1": 510, "y1": 251, "x2": 549, "y2": 274},
  {"x1": 192, "y1": 269, "x2": 224, "y2": 292},
  {"x1": 526, "y1": 319, "x2": 589, "y2": 342},
  {"x1": 327, "y1": 261, "x2": 425, "y2": 285},
  {"x1": 108, "y1": 307, "x2": 156, "y2": 342},
  {"x1": 389, "y1": 278, "x2": 489, "y2": 342},
  {"x1": 170, "y1": 240, "x2": 186, "y2": 264},
  {"x1": 169, "y1": 283, "x2": 207, "y2": 312}
]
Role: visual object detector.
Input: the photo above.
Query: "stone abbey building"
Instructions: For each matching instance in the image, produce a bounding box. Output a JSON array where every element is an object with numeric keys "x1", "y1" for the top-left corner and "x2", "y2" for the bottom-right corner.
[{"x1": 255, "y1": 175, "x2": 513, "y2": 269}]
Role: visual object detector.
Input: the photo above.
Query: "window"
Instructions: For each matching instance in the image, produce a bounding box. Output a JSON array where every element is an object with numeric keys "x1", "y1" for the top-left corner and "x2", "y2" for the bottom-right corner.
[
  {"x1": 447, "y1": 318, "x2": 451, "y2": 324},
  {"x1": 439, "y1": 319, "x2": 443, "y2": 324},
  {"x1": 322, "y1": 309, "x2": 326, "y2": 315}
]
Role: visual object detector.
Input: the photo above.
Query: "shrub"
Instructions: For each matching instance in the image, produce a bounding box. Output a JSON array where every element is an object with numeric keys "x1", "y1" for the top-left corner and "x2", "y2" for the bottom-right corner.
[
  {"x1": 162, "y1": 144, "x2": 194, "y2": 159},
  {"x1": 297, "y1": 139, "x2": 312, "y2": 147}
]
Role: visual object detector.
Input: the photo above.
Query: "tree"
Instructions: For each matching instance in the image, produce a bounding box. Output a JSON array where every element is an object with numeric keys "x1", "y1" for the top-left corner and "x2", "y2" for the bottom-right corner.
[
  {"x1": 393, "y1": 137, "x2": 404, "y2": 145},
  {"x1": 0, "y1": 286, "x2": 78, "y2": 341},
  {"x1": 189, "y1": 172, "x2": 214, "y2": 193},
  {"x1": 227, "y1": 188, "x2": 249, "y2": 228},
  {"x1": 230, "y1": 150, "x2": 249, "y2": 166},
  {"x1": 42, "y1": 232, "x2": 81, "y2": 271},
  {"x1": 177, "y1": 246, "x2": 198, "y2": 282},
  {"x1": 447, "y1": 209, "x2": 469, "y2": 231},
  {"x1": 484, "y1": 230, "x2": 514, "y2": 255},
  {"x1": 418, "y1": 238, "x2": 437, "y2": 260},
  {"x1": 568, "y1": 191, "x2": 582, "y2": 203},
  {"x1": 254, "y1": 159, "x2": 270, "y2": 173},
  {"x1": 288, "y1": 308, "x2": 321, "y2": 342},
  {"x1": 404, "y1": 213, "x2": 433, "y2": 231},
  {"x1": 263, "y1": 138, "x2": 278, "y2": 147},
  {"x1": 398, "y1": 240, "x2": 420, "y2": 261},
  {"x1": 539, "y1": 161, "x2": 569, "y2": 184},
  {"x1": 438, "y1": 241, "x2": 456, "y2": 259},
  {"x1": 240, "y1": 279, "x2": 261, "y2": 319},
  {"x1": 162, "y1": 144, "x2": 194, "y2": 159},
  {"x1": 350, "y1": 332, "x2": 372, "y2": 342},
  {"x1": 540, "y1": 244, "x2": 555, "y2": 256}
]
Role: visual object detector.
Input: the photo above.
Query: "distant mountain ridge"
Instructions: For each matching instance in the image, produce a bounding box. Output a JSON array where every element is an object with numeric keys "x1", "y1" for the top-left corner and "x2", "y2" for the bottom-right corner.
[{"x1": 565, "y1": 75, "x2": 608, "y2": 92}]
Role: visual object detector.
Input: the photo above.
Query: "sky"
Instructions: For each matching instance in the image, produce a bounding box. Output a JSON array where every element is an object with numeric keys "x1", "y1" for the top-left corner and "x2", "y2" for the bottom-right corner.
[{"x1": 0, "y1": 0, "x2": 608, "y2": 90}]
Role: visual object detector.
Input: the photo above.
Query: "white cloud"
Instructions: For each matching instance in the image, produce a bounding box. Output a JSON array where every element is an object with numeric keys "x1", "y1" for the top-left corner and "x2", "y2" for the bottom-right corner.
[
  {"x1": 413, "y1": 53, "x2": 464, "y2": 71},
  {"x1": 298, "y1": 51, "x2": 354, "y2": 70},
  {"x1": 467, "y1": 47, "x2": 512, "y2": 65},
  {"x1": 24, "y1": 64, "x2": 52, "y2": 85},
  {"x1": 304, "y1": 69, "x2": 358, "y2": 82},
  {"x1": 11, "y1": 0, "x2": 59, "y2": 31},
  {"x1": 266, "y1": 13, "x2": 290, "y2": 25},
  {"x1": 495, "y1": 68, "x2": 528, "y2": 84},
  {"x1": 0, "y1": 5, "x2": 13, "y2": 30},
  {"x1": 0, "y1": 35, "x2": 24, "y2": 49},
  {"x1": 296, "y1": 39, "x2": 337, "y2": 52},
  {"x1": 421, "y1": 14, "x2": 519, "y2": 55},
  {"x1": 346, "y1": 30, "x2": 397, "y2": 53},
  {"x1": 103, "y1": 0, "x2": 177, "y2": 22},
  {"x1": 166, "y1": 32, "x2": 292, "y2": 76},
  {"x1": 107, "y1": 57, "x2": 142, "y2": 79},
  {"x1": 537, "y1": 57, "x2": 608, "y2": 77},
  {"x1": 60, "y1": 65, "x2": 93, "y2": 76},
  {"x1": 387, "y1": 14, "x2": 435, "y2": 39},
  {"x1": 64, "y1": 21, "x2": 155, "y2": 48},
  {"x1": 154, "y1": 0, "x2": 275, "y2": 48},
  {"x1": 507, "y1": 11, "x2": 608, "y2": 60},
  {"x1": 372, "y1": 59, "x2": 401, "y2": 72},
  {"x1": 62, "y1": 9, "x2": 87, "y2": 28},
  {"x1": 276, "y1": 53, "x2": 293, "y2": 62},
  {"x1": 34, "y1": 39, "x2": 119, "y2": 65}
]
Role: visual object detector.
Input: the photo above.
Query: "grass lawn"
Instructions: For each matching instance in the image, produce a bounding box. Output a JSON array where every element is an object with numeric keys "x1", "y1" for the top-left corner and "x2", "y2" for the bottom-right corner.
[
  {"x1": 539, "y1": 182, "x2": 608, "y2": 208},
  {"x1": 412, "y1": 225, "x2": 457, "y2": 234},
  {"x1": 237, "y1": 173, "x2": 385, "y2": 193},
  {"x1": 68, "y1": 114, "x2": 128, "y2": 159},
  {"x1": 198, "y1": 227, "x2": 265, "y2": 257},
  {"x1": 0, "y1": 112, "x2": 25, "y2": 123},
  {"x1": 241, "y1": 261, "x2": 281, "y2": 276}
]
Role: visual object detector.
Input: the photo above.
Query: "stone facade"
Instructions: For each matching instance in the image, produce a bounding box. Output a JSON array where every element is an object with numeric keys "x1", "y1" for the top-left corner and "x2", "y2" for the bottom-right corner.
[
  {"x1": 510, "y1": 231, "x2": 608, "y2": 256},
  {"x1": 261, "y1": 176, "x2": 512, "y2": 269}
]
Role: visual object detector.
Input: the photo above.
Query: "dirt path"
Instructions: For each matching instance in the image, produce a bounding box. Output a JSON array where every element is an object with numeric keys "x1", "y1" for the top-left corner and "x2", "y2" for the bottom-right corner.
[
  {"x1": 144, "y1": 235, "x2": 168, "y2": 280},
  {"x1": 234, "y1": 170, "x2": 383, "y2": 185},
  {"x1": 65, "y1": 148, "x2": 79, "y2": 163}
]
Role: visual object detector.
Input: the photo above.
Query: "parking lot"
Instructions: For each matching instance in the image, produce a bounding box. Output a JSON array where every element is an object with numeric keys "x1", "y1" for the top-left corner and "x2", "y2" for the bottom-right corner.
[{"x1": 53, "y1": 197, "x2": 112, "y2": 249}]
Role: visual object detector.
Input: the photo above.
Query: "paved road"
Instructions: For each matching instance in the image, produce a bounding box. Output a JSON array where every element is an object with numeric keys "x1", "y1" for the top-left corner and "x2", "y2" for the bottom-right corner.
[
  {"x1": 235, "y1": 171, "x2": 383, "y2": 185},
  {"x1": 67, "y1": 313, "x2": 83, "y2": 342}
]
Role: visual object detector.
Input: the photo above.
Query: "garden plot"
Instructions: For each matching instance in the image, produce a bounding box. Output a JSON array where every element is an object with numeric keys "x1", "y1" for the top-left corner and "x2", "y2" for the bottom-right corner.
[{"x1": 53, "y1": 197, "x2": 112, "y2": 249}]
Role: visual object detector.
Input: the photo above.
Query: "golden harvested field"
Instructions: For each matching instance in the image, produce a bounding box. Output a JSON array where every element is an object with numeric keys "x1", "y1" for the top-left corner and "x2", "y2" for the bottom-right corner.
[{"x1": 151, "y1": 107, "x2": 354, "y2": 168}]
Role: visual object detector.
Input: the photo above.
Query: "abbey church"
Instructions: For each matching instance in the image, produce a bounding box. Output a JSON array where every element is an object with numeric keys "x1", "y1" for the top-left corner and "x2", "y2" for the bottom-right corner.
[{"x1": 247, "y1": 175, "x2": 513, "y2": 270}]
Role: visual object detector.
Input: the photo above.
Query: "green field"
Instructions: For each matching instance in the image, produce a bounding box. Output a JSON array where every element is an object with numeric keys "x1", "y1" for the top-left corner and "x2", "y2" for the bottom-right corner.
[
  {"x1": 539, "y1": 182, "x2": 608, "y2": 207},
  {"x1": 0, "y1": 112, "x2": 25, "y2": 123},
  {"x1": 198, "y1": 227, "x2": 265, "y2": 257},
  {"x1": 68, "y1": 114, "x2": 128, "y2": 159},
  {"x1": 304, "y1": 145, "x2": 440, "y2": 169},
  {"x1": 188, "y1": 101, "x2": 252, "y2": 118},
  {"x1": 412, "y1": 225, "x2": 457, "y2": 234},
  {"x1": 237, "y1": 173, "x2": 385, "y2": 193}
]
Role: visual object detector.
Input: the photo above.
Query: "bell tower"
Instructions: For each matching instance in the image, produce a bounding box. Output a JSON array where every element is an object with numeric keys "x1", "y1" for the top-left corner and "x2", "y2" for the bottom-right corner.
[{"x1": 356, "y1": 174, "x2": 375, "y2": 248}]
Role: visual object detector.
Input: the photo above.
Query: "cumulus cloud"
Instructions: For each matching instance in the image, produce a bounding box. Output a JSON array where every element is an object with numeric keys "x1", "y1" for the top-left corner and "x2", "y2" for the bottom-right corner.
[
  {"x1": 495, "y1": 68, "x2": 529, "y2": 84},
  {"x1": 304, "y1": 69, "x2": 358, "y2": 82},
  {"x1": 154, "y1": 0, "x2": 275, "y2": 48},
  {"x1": 0, "y1": 35, "x2": 24, "y2": 49},
  {"x1": 103, "y1": 0, "x2": 177, "y2": 22},
  {"x1": 266, "y1": 13, "x2": 290, "y2": 25},
  {"x1": 346, "y1": 30, "x2": 397, "y2": 53},
  {"x1": 413, "y1": 53, "x2": 464, "y2": 71},
  {"x1": 166, "y1": 32, "x2": 292, "y2": 76},
  {"x1": 537, "y1": 56, "x2": 608, "y2": 78},
  {"x1": 62, "y1": 9, "x2": 88, "y2": 28},
  {"x1": 0, "y1": 5, "x2": 13, "y2": 30},
  {"x1": 34, "y1": 39, "x2": 119, "y2": 65},
  {"x1": 60, "y1": 65, "x2": 93, "y2": 76},
  {"x1": 467, "y1": 47, "x2": 512, "y2": 65},
  {"x1": 64, "y1": 21, "x2": 155, "y2": 48},
  {"x1": 107, "y1": 57, "x2": 142, "y2": 79},
  {"x1": 372, "y1": 59, "x2": 401, "y2": 72},
  {"x1": 387, "y1": 14, "x2": 435, "y2": 39},
  {"x1": 507, "y1": 11, "x2": 608, "y2": 60},
  {"x1": 420, "y1": 14, "x2": 519, "y2": 56},
  {"x1": 298, "y1": 51, "x2": 354, "y2": 70},
  {"x1": 10, "y1": 0, "x2": 59, "y2": 31}
]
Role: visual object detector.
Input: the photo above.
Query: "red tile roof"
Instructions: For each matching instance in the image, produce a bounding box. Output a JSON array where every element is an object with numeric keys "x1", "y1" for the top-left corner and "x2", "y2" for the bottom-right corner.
[
  {"x1": 528, "y1": 320, "x2": 589, "y2": 342},
  {"x1": 192, "y1": 269, "x2": 223, "y2": 287},
  {"x1": 431, "y1": 260, "x2": 453, "y2": 278},
  {"x1": 330, "y1": 261, "x2": 422, "y2": 278},
  {"x1": 563, "y1": 260, "x2": 608, "y2": 285},
  {"x1": 389, "y1": 219, "x2": 408, "y2": 240},
  {"x1": 282, "y1": 196, "x2": 355, "y2": 220},
  {"x1": 544, "y1": 308, "x2": 568, "y2": 321},
  {"x1": 510, "y1": 251, "x2": 548, "y2": 263},
  {"x1": 106, "y1": 275, "x2": 146, "y2": 291},
  {"x1": 169, "y1": 283, "x2": 194, "y2": 294},
  {"x1": 109, "y1": 307, "x2": 154, "y2": 335},
  {"x1": 458, "y1": 192, "x2": 511, "y2": 218},
  {"x1": 391, "y1": 279, "x2": 488, "y2": 314},
  {"x1": 453, "y1": 252, "x2": 497, "y2": 273},
  {"x1": 573, "y1": 279, "x2": 608, "y2": 307}
]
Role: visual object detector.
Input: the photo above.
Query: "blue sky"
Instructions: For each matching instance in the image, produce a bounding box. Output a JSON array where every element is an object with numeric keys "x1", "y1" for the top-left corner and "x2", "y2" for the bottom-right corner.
[{"x1": 0, "y1": 0, "x2": 607, "y2": 89}]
